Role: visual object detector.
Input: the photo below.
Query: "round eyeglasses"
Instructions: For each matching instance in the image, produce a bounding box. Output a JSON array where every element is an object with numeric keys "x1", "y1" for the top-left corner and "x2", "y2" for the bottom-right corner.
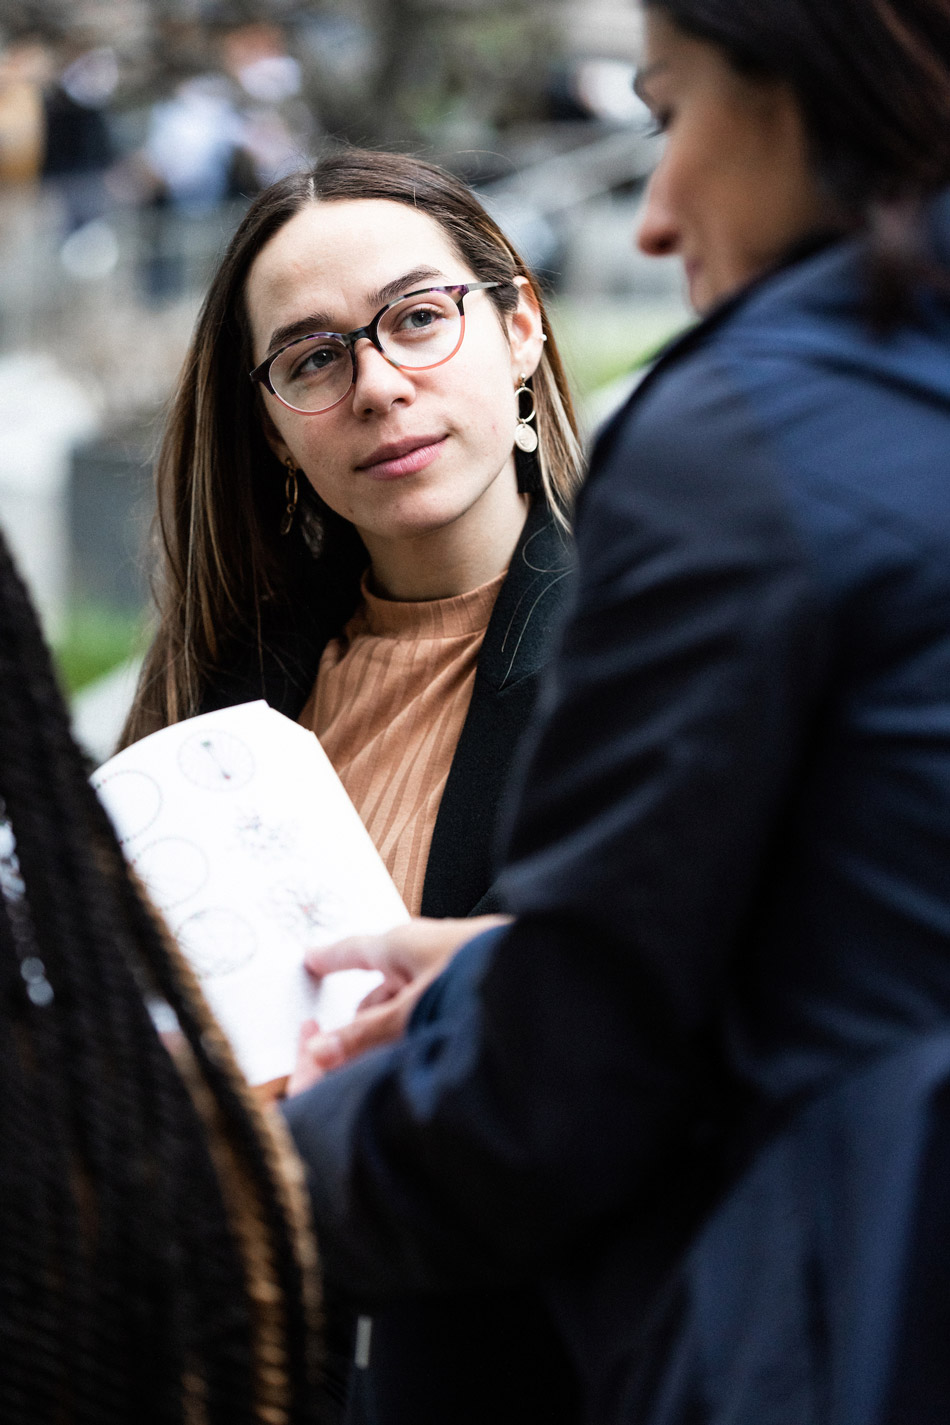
[{"x1": 249, "y1": 281, "x2": 503, "y2": 415}]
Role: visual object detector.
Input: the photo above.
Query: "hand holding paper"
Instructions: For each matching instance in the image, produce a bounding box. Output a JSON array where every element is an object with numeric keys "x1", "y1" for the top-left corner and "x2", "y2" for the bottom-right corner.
[{"x1": 286, "y1": 913, "x2": 511, "y2": 1095}]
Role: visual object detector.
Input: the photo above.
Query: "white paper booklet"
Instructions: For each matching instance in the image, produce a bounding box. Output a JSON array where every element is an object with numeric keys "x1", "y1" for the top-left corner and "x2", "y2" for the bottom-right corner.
[{"x1": 92, "y1": 701, "x2": 408, "y2": 1085}]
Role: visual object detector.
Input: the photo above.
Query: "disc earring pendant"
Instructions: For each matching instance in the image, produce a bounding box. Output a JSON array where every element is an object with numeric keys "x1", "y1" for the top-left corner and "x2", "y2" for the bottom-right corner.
[{"x1": 514, "y1": 374, "x2": 539, "y2": 454}]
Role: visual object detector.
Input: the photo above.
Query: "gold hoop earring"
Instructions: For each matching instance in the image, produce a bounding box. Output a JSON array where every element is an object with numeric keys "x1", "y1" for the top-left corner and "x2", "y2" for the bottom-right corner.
[
  {"x1": 280, "y1": 458, "x2": 299, "y2": 536},
  {"x1": 514, "y1": 373, "x2": 538, "y2": 454}
]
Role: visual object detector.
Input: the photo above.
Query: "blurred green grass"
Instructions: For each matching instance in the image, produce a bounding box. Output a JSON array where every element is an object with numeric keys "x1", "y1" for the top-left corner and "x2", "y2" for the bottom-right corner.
[
  {"x1": 547, "y1": 297, "x2": 691, "y2": 400},
  {"x1": 54, "y1": 603, "x2": 145, "y2": 695}
]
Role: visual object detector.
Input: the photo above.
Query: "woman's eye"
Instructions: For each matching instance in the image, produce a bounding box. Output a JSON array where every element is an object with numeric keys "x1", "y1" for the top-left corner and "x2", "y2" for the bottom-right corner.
[
  {"x1": 399, "y1": 305, "x2": 441, "y2": 332},
  {"x1": 294, "y1": 344, "x2": 343, "y2": 378}
]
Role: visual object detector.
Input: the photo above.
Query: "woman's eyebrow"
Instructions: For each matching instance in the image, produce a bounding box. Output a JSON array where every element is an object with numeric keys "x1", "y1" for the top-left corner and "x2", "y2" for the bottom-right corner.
[
  {"x1": 370, "y1": 265, "x2": 446, "y2": 309},
  {"x1": 265, "y1": 266, "x2": 447, "y2": 355}
]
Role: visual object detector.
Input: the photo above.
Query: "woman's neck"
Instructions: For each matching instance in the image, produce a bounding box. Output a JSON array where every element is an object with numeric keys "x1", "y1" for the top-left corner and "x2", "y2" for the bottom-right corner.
[{"x1": 360, "y1": 476, "x2": 531, "y2": 602}]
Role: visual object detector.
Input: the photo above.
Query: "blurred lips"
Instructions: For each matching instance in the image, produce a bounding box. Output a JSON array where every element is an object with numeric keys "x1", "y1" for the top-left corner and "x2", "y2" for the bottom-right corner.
[{"x1": 356, "y1": 434, "x2": 448, "y2": 480}]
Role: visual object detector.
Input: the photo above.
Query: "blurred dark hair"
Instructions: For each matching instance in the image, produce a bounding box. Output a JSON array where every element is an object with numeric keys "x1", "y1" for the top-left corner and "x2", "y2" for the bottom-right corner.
[{"x1": 645, "y1": 0, "x2": 950, "y2": 319}]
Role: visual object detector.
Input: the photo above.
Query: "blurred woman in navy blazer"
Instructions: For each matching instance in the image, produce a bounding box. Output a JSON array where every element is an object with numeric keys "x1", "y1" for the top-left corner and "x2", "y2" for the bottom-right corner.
[{"x1": 286, "y1": 3, "x2": 950, "y2": 1422}]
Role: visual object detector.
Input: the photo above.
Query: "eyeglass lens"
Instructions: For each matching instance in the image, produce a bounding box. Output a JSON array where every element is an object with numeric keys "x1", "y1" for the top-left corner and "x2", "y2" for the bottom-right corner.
[{"x1": 269, "y1": 288, "x2": 465, "y2": 413}]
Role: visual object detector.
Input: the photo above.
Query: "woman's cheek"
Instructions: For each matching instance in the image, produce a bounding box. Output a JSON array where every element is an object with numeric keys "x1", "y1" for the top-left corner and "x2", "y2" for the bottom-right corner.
[{"x1": 303, "y1": 466, "x2": 354, "y2": 522}]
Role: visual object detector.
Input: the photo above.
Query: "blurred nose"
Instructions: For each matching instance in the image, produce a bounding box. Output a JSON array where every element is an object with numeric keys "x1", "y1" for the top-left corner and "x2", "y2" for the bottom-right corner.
[
  {"x1": 350, "y1": 338, "x2": 417, "y2": 415},
  {"x1": 636, "y1": 161, "x2": 681, "y2": 259}
]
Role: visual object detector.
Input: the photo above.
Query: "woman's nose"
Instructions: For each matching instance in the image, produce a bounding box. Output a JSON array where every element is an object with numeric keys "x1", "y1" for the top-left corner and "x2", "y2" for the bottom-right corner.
[
  {"x1": 636, "y1": 162, "x2": 681, "y2": 259},
  {"x1": 350, "y1": 339, "x2": 417, "y2": 414}
]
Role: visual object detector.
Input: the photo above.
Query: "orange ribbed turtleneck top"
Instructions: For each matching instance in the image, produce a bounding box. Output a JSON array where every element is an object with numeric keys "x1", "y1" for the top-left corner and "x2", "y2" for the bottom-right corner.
[{"x1": 298, "y1": 569, "x2": 506, "y2": 915}]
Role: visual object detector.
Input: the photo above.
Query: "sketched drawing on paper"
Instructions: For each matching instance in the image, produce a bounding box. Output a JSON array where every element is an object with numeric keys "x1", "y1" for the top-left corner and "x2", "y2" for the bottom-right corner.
[
  {"x1": 178, "y1": 729, "x2": 255, "y2": 791},
  {"x1": 176, "y1": 908, "x2": 257, "y2": 979},
  {"x1": 94, "y1": 769, "x2": 162, "y2": 844},
  {"x1": 265, "y1": 881, "x2": 343, "y2": 944},
  {"x1": 133, "y1": 837, "x2": 209, "y2": 911},
  {"x1": 233, "y1": 808, "x2": 298, "y2": 861}
]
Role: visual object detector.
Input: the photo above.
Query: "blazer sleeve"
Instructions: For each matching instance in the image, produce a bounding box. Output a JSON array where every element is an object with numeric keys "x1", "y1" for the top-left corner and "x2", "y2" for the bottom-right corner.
[{"x1": 284, "y1": 355, "x2": 834, "y2": 1302}]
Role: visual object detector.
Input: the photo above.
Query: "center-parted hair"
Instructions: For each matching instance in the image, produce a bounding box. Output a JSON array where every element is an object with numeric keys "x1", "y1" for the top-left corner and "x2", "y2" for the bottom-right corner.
[
  {"x1": 122, "y1": 149, "x2": 584, "y2": 749},
  {"x1": 0, "y1": 527, "x2": 320, "y2": 1422}
]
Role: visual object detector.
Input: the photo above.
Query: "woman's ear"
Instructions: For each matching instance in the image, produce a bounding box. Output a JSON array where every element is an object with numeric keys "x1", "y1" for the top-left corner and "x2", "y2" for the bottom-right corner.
[{"x1": 507, "y1": 277, "x2": 545, "y2": 381}]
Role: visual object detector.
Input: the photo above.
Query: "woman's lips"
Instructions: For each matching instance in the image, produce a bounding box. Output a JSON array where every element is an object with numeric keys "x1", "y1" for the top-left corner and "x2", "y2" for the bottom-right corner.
[{"x1": 358, "y1": 435, "x2": 448, "y2": 481}]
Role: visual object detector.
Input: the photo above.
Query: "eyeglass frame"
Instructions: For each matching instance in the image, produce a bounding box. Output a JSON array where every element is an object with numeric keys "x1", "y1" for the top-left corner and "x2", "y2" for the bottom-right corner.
[{"x1": 249, "y1": 280, "x2": 505, "y2": 415}]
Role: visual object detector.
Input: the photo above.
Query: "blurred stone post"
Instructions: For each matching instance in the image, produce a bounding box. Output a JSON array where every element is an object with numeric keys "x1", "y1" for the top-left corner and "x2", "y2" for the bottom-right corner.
[{"x1": 0, "y1": 352, "x2": 99, "y2": 637}]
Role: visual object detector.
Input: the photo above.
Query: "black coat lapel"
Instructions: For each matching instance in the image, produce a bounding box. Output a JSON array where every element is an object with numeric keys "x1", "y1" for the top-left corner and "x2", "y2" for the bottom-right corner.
[{"x1": 421, "y1": 502, "x2": 574, "y2": 918}]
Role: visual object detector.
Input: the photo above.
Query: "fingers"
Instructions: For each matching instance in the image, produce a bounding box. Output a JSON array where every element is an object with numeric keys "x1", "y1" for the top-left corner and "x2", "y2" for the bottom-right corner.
[
  {"x1": 332, "y1": 997, "x2": 410, "y2": 1059},
  {"x1": 288, "y1": 920, "x2": 486, "y2": 1094},
  {"x1": 286, "y1": 1020, "x2": 346, "y2": 1097},
  {"x1": 357, "y1": 979, "x2": 402, "y2": 1010},
  {"x1": 303, "y1": 915, "x2": 513, "y2": 986},
  {"x1": 286, "y1": 994, "x2": 413, "y2": 1096},
  {"x1": 303, "y1": 935, "x2": 388, "y2": 979}
]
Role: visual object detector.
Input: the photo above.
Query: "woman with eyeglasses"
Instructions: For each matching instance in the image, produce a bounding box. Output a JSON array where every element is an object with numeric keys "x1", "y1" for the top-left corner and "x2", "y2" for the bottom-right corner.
[
  {"x1": 120, "y1": 149, "x2": 583, "y2": 1424},
  {"x1": 122, "y1": 149, "x2": 580, "y2": 926}
]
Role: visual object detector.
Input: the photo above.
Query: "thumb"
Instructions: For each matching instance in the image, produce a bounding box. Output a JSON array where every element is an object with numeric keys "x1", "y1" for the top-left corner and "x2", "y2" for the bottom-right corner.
[{"x1": 318, "y1": 996, "x2": 409, "y2": 1064}]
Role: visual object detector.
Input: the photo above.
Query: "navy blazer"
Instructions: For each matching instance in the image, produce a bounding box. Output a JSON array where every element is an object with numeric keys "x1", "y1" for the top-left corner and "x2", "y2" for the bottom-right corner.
[
  {"x1": 286, "y1": 208, "x2": 950, "y2": 1425},
  {"x1": 201, "y1": 497, "x2": 573, "y2": 917}
]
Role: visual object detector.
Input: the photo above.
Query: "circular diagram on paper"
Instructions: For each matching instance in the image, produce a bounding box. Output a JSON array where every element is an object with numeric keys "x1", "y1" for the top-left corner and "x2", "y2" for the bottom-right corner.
[
  {"x1": 265, "y1": 882, "x2": 342, "y2": 944},
  {"x1": 94, "y1": 769, "x2": 162, "y2": 843},
  {"x1": 177, "y1": 729, "x2": 255, "y2": 792},
  {"x1": 176, "y1": 908, "x2": 257, "y2": 979},
  {"x1": 133, "y1": 838, "x2": 208, "y2": 910}
]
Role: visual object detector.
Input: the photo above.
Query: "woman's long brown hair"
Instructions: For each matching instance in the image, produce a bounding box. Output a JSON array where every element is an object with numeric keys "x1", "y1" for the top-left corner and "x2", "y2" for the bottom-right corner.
[
  {"x1": 121, "y1": 149, "x2": 583, "y2": 748},
  {"x1": 0, "y1": 525, "x2": 320, "y2": 1422}
]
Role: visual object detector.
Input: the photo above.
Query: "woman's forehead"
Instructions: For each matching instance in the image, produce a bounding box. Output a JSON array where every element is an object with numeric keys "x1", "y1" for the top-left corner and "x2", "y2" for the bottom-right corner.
[{"x1": 245, "y1": 198, "x2": 465, "y2": 344}]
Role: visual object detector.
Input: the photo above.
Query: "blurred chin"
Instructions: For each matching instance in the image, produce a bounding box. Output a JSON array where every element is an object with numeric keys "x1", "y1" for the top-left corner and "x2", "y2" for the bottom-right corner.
[
  {"x1": 687, "y1": 275, "x2": 711, "y2": 314},
  {"x1": 689, "y1": 267, "x2": 743, "y2": 315}
]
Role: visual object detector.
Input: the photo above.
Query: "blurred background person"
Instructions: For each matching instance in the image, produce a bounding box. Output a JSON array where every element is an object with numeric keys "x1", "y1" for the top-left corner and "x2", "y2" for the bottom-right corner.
[
  {"x1": 40, "y1": 34, "x2": 117, "y2": 238},
  {"x1": 0, "y1": 36, "x2": 47, "y2": 187},
  {"x1": 137, "y1": 22, "x2": 309, "y2": 303},
  {"x1": 219, "y1": 21, "x2": 311, "y2": 193}
]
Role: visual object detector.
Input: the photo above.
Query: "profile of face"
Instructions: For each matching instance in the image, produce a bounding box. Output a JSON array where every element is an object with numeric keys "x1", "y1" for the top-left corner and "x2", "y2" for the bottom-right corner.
[
  {"x1": 244, "y1": 198, "x2": 543, "y2": 561},
  {"x1": 636, "y1": 10, "x2": 829, "y2": 312}
]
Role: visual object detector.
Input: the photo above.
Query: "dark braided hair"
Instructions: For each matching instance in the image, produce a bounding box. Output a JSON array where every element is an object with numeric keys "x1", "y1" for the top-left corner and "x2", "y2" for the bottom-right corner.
[{"x1": 0, "y1": 523, "x2": 322, "y2": 1423}]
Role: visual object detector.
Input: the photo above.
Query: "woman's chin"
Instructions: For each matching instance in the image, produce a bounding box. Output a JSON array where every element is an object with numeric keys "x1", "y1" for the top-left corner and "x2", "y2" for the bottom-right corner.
[{"x1": 354, "y1": 496, "x2": 471, "y2": 549}]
